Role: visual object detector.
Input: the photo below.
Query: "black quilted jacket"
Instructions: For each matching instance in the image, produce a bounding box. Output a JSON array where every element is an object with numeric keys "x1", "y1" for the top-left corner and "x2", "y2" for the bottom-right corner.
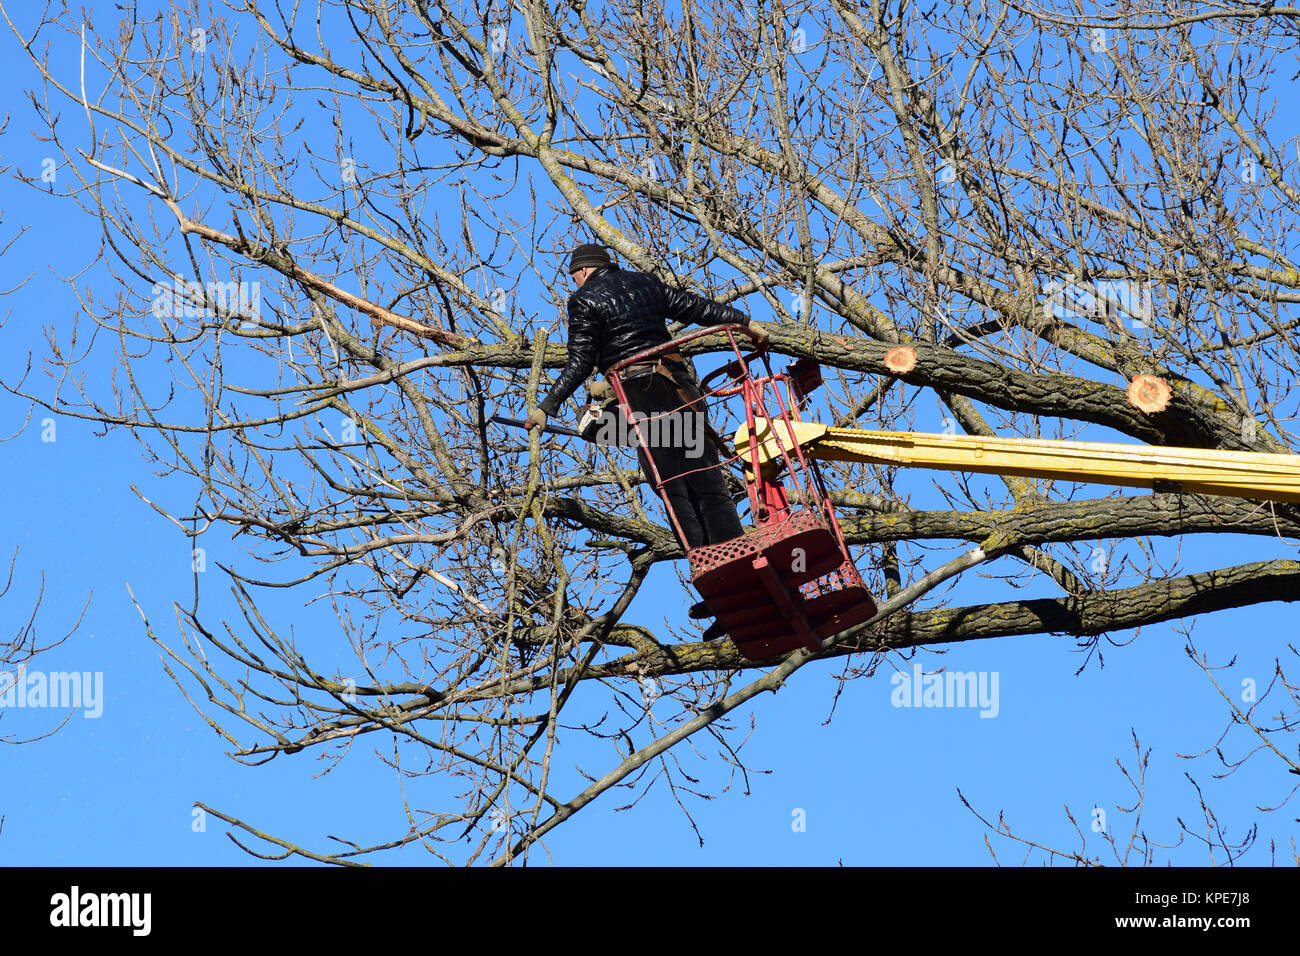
[{"x1": 538, "y1": 266, "x2": 746, "y2": 415}]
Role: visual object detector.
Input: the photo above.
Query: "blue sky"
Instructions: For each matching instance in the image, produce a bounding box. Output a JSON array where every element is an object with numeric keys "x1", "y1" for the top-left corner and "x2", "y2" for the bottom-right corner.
[{"x1": 1, "y1": 2, "x2": 1297, "y2": 866}]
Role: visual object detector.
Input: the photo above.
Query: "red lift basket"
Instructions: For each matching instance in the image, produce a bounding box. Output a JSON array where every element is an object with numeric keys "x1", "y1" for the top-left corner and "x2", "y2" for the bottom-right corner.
[{"x1": 607, "y1": 325, "x2": 878, "y2": 660}]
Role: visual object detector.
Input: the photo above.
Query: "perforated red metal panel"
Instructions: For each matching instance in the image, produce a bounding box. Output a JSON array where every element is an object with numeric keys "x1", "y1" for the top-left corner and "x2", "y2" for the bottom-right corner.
[{"x1": 689, "y1": 525, "x2": 878, "y2": 659}]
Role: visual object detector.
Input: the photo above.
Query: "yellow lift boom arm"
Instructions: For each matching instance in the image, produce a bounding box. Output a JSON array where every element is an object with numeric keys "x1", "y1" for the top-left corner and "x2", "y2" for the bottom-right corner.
[{"x1": 734, "y1": 419, "x2": 1300, "y2": 506}]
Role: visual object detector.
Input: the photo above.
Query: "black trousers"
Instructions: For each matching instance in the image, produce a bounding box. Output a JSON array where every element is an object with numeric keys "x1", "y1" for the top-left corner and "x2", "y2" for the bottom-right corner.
[{"x1": 620, "y1": 366, "x2": 744, "y2": 550}]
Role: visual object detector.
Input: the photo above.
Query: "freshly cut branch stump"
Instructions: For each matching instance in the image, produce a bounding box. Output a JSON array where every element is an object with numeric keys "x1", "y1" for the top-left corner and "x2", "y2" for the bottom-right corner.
[
  {"x1": 884, "y1": 346, "x2": 917, "y2": 374},
  {"x1": 1126, "y1": 374, "x2": 1172, "y2": 413}
]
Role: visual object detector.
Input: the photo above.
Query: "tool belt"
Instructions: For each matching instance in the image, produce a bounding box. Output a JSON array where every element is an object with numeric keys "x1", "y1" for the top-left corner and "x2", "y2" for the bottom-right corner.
[
  {"x1": 579, "y1": 353, "x2": 731, "y2": 457},
  {"x1": 610, "y1": 351, "x2": 685, "y2": 380}
]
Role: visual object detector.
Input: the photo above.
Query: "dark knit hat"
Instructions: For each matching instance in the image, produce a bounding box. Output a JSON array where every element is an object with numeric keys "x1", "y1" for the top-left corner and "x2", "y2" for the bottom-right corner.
[{"x1": 569, "y1": 243, "x2": 613, "y2": 273}]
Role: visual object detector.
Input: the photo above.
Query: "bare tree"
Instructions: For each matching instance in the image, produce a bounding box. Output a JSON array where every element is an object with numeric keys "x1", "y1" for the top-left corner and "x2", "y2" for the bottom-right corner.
[{"x1": 3, "y1": 0, "x2": 1299, "y2": 863}]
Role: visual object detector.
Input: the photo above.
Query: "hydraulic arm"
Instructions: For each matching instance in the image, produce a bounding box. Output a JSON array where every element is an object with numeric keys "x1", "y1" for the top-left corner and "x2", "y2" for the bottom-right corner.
[{"x1": 735, "y1": 418, "x2": 1300, "y2": 506}]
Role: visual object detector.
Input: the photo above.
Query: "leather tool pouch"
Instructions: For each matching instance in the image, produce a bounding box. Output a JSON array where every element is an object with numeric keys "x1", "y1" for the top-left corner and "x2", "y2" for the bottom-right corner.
[{"x1": 578, "y1": 390, "x2": 631, "y2": 445}]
